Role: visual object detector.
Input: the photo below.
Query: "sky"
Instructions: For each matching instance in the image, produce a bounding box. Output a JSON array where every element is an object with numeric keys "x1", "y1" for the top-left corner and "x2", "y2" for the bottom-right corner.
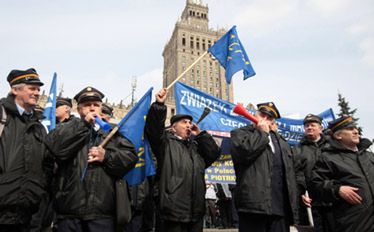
[{"x1": 0, "y1": 0, "x2": 373, "y2": 140}]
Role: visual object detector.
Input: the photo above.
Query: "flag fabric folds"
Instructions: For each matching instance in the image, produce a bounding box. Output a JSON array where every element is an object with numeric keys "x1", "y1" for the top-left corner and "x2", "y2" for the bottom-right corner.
[
  {"x1": 208, "y1": 25, "x2": 256, "y2": 84},
  {"x1": 118, "y1": 87, "x2": 156, "y2": 186},
  {"x1": 42, "y1": 72, "x2": 57, "y2": 132}
]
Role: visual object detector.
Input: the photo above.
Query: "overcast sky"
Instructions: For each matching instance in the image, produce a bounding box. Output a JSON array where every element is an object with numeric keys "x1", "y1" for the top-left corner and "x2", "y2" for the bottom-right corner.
[{"x1": 0, "y1": 0, "x2": 373, "y2": 139}]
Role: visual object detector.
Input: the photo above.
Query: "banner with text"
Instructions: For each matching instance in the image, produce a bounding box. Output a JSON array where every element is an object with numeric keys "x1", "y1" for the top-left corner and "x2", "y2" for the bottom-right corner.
[{"x1": 174, "y1": 81, "x2": 335, "y2": 184}]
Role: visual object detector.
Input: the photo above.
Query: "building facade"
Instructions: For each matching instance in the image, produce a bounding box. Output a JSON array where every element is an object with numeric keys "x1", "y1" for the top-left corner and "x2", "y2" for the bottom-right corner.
[{"x1": 163, "y1": 0, "x2": 234, "y2": 119}]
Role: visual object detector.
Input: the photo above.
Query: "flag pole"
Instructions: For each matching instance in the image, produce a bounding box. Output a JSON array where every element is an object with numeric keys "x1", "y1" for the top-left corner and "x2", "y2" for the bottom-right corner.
[
  {"x1": 99, "y1": 126, "x2": 119, "y2": 148},
  {"x1": 166, "y1": 51, "x2": 208, "y2": 90}
]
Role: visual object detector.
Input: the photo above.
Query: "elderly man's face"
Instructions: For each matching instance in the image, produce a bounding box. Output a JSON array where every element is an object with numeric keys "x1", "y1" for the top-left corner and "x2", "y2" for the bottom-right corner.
[
  {"x1": 335, "y1": 127, "x2": 360, "y2": 147},
  {"x1": 12, "y1": 84, "x2": 40, "y2": 109},
  {"x1": 78, "y1": 101, "x2": 102, "y2": 118},
  {"x1": 304, "y1": 122, "x2": 323, "y2": 141},
  {"x1": 172, "y1": 118, "x2": 192, "y2": 140}
]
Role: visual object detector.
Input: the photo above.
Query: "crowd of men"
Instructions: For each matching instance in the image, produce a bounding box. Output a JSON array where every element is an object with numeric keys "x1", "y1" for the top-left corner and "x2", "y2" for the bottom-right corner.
[{"x1": 0, "y1": 68, "x2": 373, "y2": 232}]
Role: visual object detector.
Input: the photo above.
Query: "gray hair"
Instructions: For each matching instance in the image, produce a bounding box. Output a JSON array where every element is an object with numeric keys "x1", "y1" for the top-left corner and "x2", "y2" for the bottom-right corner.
[{"x1": 9, "y1": 83, "x2": 26, "y2": 95}]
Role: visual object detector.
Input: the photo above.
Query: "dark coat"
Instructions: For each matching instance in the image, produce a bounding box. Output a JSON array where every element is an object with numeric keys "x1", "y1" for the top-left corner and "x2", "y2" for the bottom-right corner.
[
  {"x1": 0, "y1": 95, "x2": 53, "y2": 226},
  {"x1": 145, "y1": 102, "x2": 221, "y2": 223},
  {"x1": 45, "y1": 117, "x2": 138, "y2": 220},
  {"x1": 293, "y1": 135, "x2": 329, "y2": 203},
  {"x1": 230, "y1": 125, "x2": 298, "y2": 223},
  {"x1": 311, "y1": 137, "x2": 374, "y2": 232}
]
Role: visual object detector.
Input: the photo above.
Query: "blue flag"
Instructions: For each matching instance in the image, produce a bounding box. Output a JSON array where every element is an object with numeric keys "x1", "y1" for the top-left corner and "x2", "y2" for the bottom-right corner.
[
  {"x1": 208, "y1": 25, "x2": 256, "y2": 84},
  {"x1": 118, "y1": 88, "x2": 156, "y2": 186},
  {"x1": 42, "y1": 73, "x2": 57, "y2": 132}
]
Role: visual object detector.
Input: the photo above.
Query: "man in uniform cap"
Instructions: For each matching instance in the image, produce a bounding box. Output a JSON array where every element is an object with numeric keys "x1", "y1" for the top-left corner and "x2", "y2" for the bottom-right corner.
[
  {"x1": 293, "y1": 114, "x2": 334, "y2": 231},
  {"x1": 45, "y1": 86, "x2": 138, "y2": 232},
  {"x1": 0, "y1": 68, "x2": 54, "y2": 231},
  {"x1": 311, "y1": 116, "x2": 374, "y2": 232},
  {"x1": 101, "y1": 103, "x2": 114, "y2": 123},
  {"x1": 145, "y1": 88, "x2": 220, "y2": 232},
  {"x1": 55, "y1": 97, "x2": 74, "y2": 124},
  {"x1": 231, "y1": 102, "x2": 298, "y2": 232}
]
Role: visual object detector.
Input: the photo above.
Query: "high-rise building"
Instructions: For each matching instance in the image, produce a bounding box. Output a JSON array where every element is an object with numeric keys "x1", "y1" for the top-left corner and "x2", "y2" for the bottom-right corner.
[{"x1": 163, "y1": 0, "x2": 234, "y2": 118}]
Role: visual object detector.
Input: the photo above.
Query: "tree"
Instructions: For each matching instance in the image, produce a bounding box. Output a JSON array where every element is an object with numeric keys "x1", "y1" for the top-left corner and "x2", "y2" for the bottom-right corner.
[{"x1": 337, "y1": 92, "x2": 362, "y2": 134}]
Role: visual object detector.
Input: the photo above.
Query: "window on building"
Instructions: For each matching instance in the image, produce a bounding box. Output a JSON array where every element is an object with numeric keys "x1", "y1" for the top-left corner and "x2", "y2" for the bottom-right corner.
[{"x1": 182, "y1": 37, "x2": 186, "y2": 46}]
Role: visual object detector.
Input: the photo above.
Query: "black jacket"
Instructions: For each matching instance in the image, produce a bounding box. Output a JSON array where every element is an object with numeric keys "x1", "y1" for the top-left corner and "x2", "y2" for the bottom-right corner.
[
  {"x1": 0, "y1": 95, "x2": 53, "y2": 225},
  {"x1": 145, "y1": 102, "x2": 220, "y2": 223},
  {"x1": 230, "y1": 125, "x2": 298, "y2": 223},
  {"x1": 311, "y1": 137, "x2": 374, "y2": 232},
  {"x1": 293, "y1": 135, "x2": 329, "y2": 203},
  {"x1": 45, "y1": 117, "x2": 138, "y2": 220}
]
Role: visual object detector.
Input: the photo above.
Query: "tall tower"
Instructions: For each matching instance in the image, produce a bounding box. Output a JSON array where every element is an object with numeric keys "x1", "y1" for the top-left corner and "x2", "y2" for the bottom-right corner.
[{"x1": 163, "y1": 0, "x2": 234, "y2": 113}]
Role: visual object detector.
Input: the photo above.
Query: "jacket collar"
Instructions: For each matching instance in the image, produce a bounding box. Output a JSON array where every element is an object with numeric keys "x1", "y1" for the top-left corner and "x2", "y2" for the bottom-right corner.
[
  {"x1": 1, "y1": 94, "x2": 39, "y2": 123},
  {"x1": 300, "y1": 134, "x2": 326, "y2": 147},
  {"x1": 1, "y1": 94, "x2": 19, "y2": 116},
  {"x1": 166, "y1": 131, "x2": 192, "y2": 146}
]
